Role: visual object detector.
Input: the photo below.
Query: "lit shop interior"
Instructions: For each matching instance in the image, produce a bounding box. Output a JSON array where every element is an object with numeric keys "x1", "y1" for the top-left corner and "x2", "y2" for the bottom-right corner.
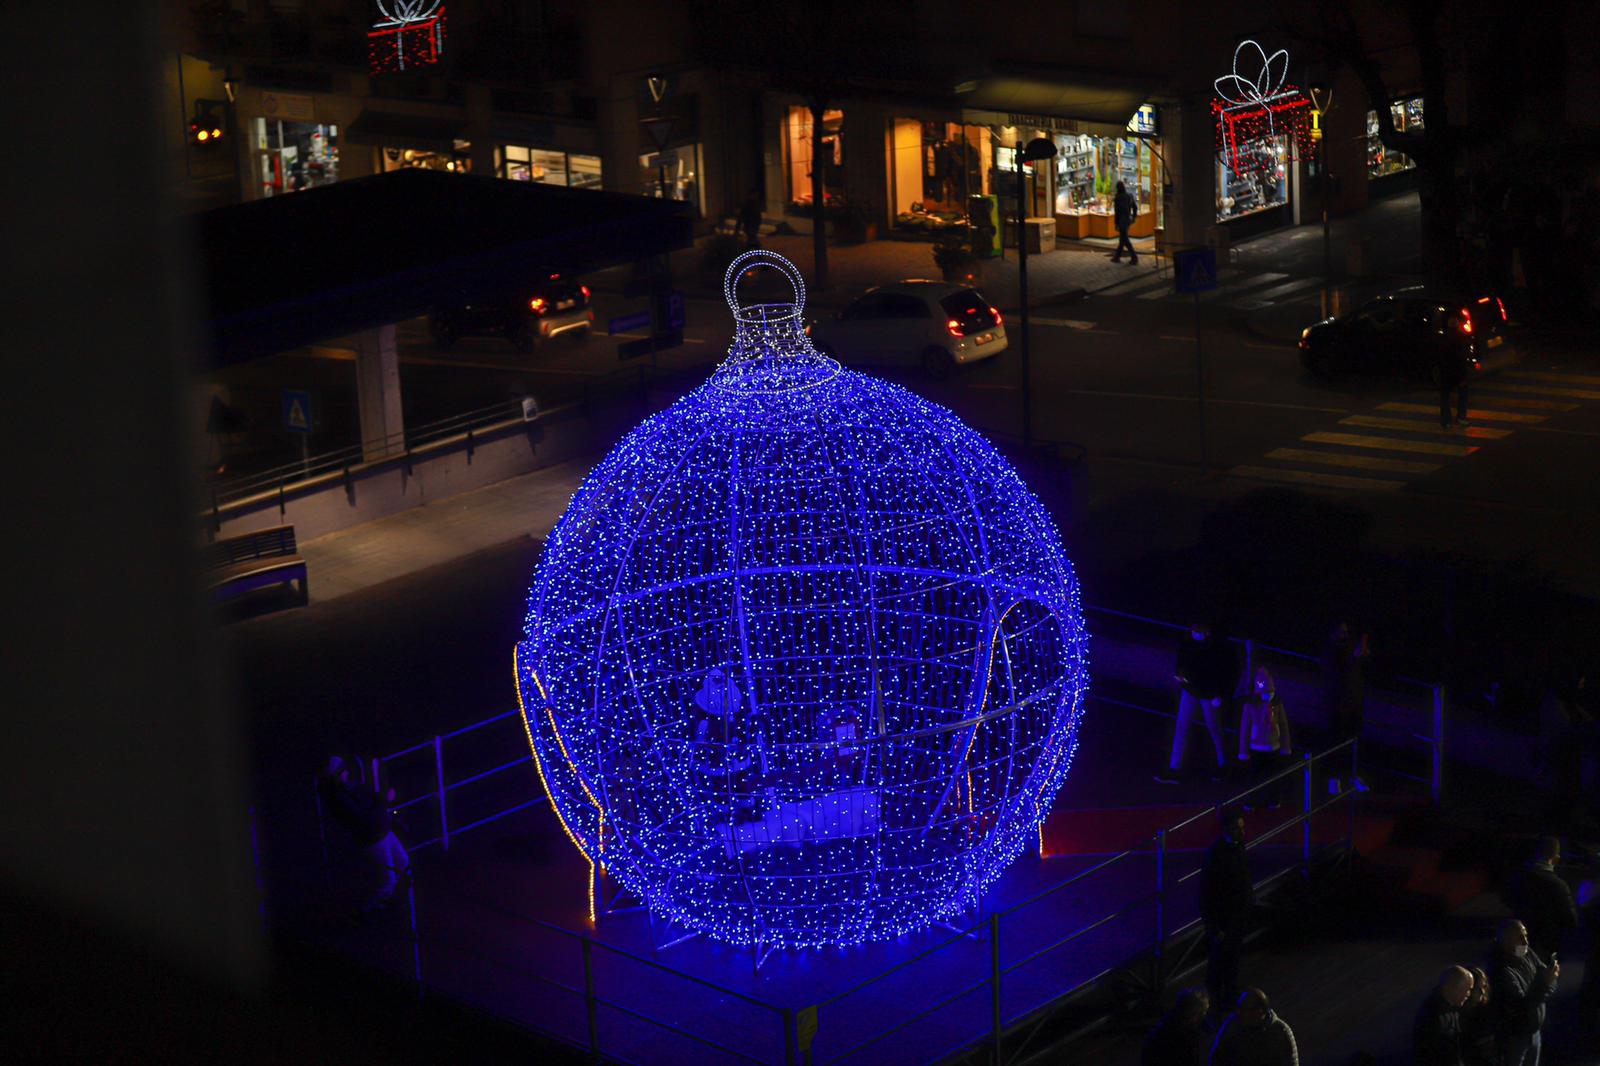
[
  {"x1": 381, "y1": 139, "x2": 473, "y2": 173},
  {"x1": 1216, "y1": 135, "x2": 1289, "y2": 221},
  {"x1": 253, "y1": 118, "x2": 339, "y2": 197},
  {"x1": 1368, "y1": 96, "x2": 1423, "y2": 178},
  {"x1": 638, "y1": 144, "x2": 705, "y2": 213},
  {"x1": 784, "y1": 106, "x2": 846, "y2": 212},
  {"x1": 499, "y1": 145, "x2": 603, "y2": 188}
]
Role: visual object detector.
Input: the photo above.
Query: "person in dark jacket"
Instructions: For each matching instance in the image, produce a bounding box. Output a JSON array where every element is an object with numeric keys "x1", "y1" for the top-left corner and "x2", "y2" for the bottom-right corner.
[
  {"x1": 1413, "y1": 965, "x2": 1473, "y2": 1066},
  {"x1": 1491, "y1": 919, "x2": 1558, "y2": 1066},
  {"x1": 1112, "y1": 180, "x2": 1139, "y2": 264},
  {"x1": 1461, "y1": 966, "x2": 1496, "y2": 1066},
  {"x1": 1322, "y1": 621, "x2": 1370, "y2": 793},
  {"x1": 1208, "y1": 988, "x2": 1297, "y2": 1066},
  {"x1": 1158, "y1": 622, "x2": 1239, "y2": 784},
  {"x1": 1143, "y1": 987, "x2": 1210, "y2": 1066},
  {"x1": 1201, "y1": 807, "x2": 1253, "y2": 1012},
  {"x1": 1508, "y1": 836, "x2": 1579, "y2": 961},
  {"x1": 1437, "y1": 341, "x2": 1471, "y2": 429},
  {"x1": 318, "y1": 755, "x2": 410, "y2": 909}
]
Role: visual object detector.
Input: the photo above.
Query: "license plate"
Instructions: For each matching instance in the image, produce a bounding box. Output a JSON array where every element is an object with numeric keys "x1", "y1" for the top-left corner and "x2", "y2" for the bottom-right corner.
[
  {"x1": 556, "y1": 299, "x2": 575, "y2": 310},
  {"x1": 1487, "y1": 335, "x2": 1502, "y2": 348},
  {"x1": 976, "y1": 332, "x2": 994, "y2": 344}
]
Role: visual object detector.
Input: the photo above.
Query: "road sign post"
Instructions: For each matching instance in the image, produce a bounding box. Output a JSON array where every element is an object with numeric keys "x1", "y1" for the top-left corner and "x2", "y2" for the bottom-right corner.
[
  {"x1": 1173, "y1": 248, "x2": 1218, "y2": 471},
  {"x1": 282, "y1": 388, "x2": 313, "y2": 476}
]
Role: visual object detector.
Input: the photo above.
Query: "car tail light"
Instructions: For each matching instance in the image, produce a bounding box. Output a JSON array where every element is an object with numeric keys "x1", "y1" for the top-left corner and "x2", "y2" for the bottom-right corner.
[
  {"x1": 990, "y1": 306, "x2": 1003, "y2": 325},
  {"x1": 530, "y1": 297, "x2": 548, "y2": 314},
  {"x1": 580, "y1": 285, "x2": 591, "y2": 298},
  {"x1": 1458, "y1": 309, "x2": 1473, "y2": 334},
  {"x1": 947, "y1": 319, "x2": 966, "y2": 337},
  {"x1": 1496, "y1": 297, "x2": 1507, "y2": 321}
]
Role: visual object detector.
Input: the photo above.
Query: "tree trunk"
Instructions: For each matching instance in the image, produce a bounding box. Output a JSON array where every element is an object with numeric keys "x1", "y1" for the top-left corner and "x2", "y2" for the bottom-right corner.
[{"x1": 810, "y1": 101, "x2": 829, "y2": 291}]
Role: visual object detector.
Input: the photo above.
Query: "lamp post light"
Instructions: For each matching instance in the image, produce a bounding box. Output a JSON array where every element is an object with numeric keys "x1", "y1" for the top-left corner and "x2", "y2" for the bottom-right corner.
[
  {"x1": 1015, "y1": 136, "x2": 1056, "y2": 450},
  {"x1": 1310, "y1": 85, "x2": 1335, "y2": 317}
]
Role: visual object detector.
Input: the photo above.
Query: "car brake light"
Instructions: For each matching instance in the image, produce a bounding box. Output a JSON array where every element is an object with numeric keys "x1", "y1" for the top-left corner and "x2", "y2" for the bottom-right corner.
[
  {"x1": 947, "y1": 319, "x2": 966, "y2": 337},
  {"x1": 990, "y1": 306, "x2": 1003, "y2": 325},
  {"x1": 580, "y1": 285, "x2": 590, "y2": 298},
  {"x1": 1495, "y1": 297, "x2": 1506, "y2": 321},
  {"x1": 530, "y1": 297, "x2": 547, "y2": 313},
  {"x1": 1458, "y1": 309, "x2": 1472, "y2": 334}
]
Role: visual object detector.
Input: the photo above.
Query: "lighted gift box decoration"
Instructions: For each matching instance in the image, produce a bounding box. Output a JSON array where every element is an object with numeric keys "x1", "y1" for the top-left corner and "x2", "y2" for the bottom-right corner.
[
  {"x1": 1212, "y1": 39, "x2": 1314, "y2": 174},
  {"x1": 368, "y1": 1, "x2": 446, "y2": 75},
  {"x1": 516, "y1": 251, "x2": 1090, "y2": 949}
]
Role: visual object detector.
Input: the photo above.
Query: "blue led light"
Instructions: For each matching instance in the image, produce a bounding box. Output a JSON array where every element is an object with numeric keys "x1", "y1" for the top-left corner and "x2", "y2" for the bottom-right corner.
[{"x1": 517, "y1": 252, "x2": 1089, "y2": 948}]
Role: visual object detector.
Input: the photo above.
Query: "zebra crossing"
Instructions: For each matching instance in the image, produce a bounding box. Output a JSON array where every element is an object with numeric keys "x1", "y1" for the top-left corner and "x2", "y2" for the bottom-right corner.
[
  {"x1": 1098, "y1": 267, "x2": 1326, "y2": 311},
  {"x1": 1226, "y1": 369, "x2": 1595, "y2": 494}
]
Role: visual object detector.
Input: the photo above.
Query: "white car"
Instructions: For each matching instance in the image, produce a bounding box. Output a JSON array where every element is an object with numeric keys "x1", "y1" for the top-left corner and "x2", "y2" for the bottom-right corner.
[{"x1": 808, "y1": 280, "x2": 1008, "y2": 378}]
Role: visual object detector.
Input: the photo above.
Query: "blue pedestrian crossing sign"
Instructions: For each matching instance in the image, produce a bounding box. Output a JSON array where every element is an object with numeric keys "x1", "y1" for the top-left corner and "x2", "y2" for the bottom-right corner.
[
  {"x1": 1174, "y1": 247, "x2": 1219, "y2": 294},
  {"x1": 282, "y1": 389, "x2": 312, "y2": 434}
]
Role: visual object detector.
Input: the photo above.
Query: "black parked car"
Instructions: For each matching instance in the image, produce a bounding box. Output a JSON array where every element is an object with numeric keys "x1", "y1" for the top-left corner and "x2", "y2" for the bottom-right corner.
[
  {"x1": 430, "y1": 274, "x2": 593, "y2": 351},
  {"x1": 1297, "y1": 288, "x2": 1518, "y2": 382}
]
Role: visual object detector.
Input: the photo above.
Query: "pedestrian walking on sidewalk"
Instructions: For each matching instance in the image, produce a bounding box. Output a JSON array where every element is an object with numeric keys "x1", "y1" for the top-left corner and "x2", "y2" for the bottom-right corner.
[
  {"x1": 1323, "y1": 621, "x2": 1370, "y2": 794},
  {"x1": 1237, "y1": 667, "x2": 1293, "y2": 808},
  {"x1": 1157, "y1": 622, "x2": 1237, "y2": 785},
  {"x1": 1507, "y1": 836, "x2": 1578, "y2": 962},
  {"x1": 1143, "y1": 987, "x2": 1210, "y2": 1066},
  {"x1": 317, "y1": 755, "x2": 411, "y2": 911},
  {"x1": 1112, "y1": 181, "x2": 1139, "y2": 264},
  {"x1": 1207, "y1": 988, "x2": 1297, "y2": 1066},
  {"x1": 1437, "y1": 343, "x2": 1471, "y2": 429},
  {"x1": 1490, "y1": 918, "x2": 1558, "y2": 1066},
  {"x1": 1413, "y1": 965, "x2": 1473, "y2": 1066},
  {"x1": 1201, "y1": 807, "x2": 1253, "y2": 1014}
]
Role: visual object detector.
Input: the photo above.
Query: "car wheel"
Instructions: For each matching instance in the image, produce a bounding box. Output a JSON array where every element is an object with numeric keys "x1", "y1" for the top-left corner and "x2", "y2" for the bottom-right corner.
[
  {"x1": 429, "y1": 313, "x2": 461, "y2": 348},
  {"x1": 922, "y1": 346, "x2": 956, "y2": 380}
]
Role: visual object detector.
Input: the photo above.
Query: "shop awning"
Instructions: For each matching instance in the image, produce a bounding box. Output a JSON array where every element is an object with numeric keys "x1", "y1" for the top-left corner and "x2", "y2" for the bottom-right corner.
[
  {"x1": 195, "y1": 168, "x2": 693, "y2": 366},
  {"x1": 344, "y1": 109, "x2": 466, "y2": 152},
  {"x1": 955, "y1": 64, "x2": 1161, "y2": 137}
]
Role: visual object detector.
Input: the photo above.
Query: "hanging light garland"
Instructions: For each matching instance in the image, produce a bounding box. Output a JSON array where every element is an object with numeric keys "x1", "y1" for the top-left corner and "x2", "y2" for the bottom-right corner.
[
  {"x1": 1213, "y1": 39, "x2": 1314, "y2": 173},
  {"x1": 515, "y1": 251, "x2": 1091, "y2": 950}
]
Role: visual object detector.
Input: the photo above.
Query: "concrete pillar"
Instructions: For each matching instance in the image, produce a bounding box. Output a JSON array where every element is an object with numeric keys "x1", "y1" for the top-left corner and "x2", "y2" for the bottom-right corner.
[
  {"x1": 355, "y1": 324, "x2": 405, "y2": 461},
  {"x1": 1160, "y1": 98, "x2": 1219, "y2": 249}
]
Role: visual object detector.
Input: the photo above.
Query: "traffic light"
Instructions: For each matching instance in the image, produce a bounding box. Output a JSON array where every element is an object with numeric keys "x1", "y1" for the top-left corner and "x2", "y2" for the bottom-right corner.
[{"x1": 190, "y1": 99, "x2": 226, "y2": 145}]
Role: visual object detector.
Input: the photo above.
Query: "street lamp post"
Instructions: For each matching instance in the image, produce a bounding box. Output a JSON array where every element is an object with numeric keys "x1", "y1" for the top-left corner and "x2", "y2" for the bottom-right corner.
[
  {"x1": 1015, "y1": 136, "x2": 1057, "y2": 450},
  {"x1": 1310, "y1": 85, "x2": 1335, "y2": 317}
]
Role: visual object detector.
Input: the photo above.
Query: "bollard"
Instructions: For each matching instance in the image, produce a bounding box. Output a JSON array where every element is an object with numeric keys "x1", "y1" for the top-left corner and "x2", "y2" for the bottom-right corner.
[{"x1": 990, "y1": 912, "x2": 1003, "y2": 1064}]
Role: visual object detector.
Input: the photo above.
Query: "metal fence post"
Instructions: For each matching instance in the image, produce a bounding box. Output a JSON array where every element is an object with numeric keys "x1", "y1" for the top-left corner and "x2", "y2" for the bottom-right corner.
[
  {"x1": 1244, "y1": 638, "x2": 1255, "y2": 684},
  {"x1": 1347, "y1": 739, "x2": 1360, "y2": 859},
  {"x1": 1301, "y1": 754, "x2": 1313, "y2": 875},
  {"x1": 583, "y1": 938, "x2": 600, "y2": 1061},
  {"x1": 990, "y1": 912, "x2": 1003, "y2": 1064},
  {"x1": 1431, "y1": 684, "x2": 1445, "y2": 806},
  {"x1": 370, "y1": 757, "x2": 381, "y2": 794},
  {"x1": 1153, "y1": 829, "x2": 1167, "y2": 988},
  {"x1": 434, "y1": 734, "x2": 450, "y2": 851},
  {"x1": 783, "y1": 1006, "x2": 795, "y2": 1066}
]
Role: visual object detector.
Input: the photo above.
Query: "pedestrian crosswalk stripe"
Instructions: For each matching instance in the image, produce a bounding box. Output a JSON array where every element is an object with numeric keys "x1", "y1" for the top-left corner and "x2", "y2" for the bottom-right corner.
[
  {"x1": 1303, "y1": 431, "x2": 1478, "y2": 456},
  {"x1": 1503, "y1": 370, "x2": 1600, "y2": 388},
  {"x1": 1223, "y1": 272, "x2": 1290, "y2": 294},
  {"x1": 1377, "y1": 402, "x2": 1546, "y2": 424},
  {"x1": 1340, "y1": 415, "x2": 1513, "y2": 439},
  {"x1": 1230, "y1": 464, "x2": 1406, "y2": 492},
  {"x1": 1265, "y1": 447, "x2": 1442, "y2": 474},
  {"x1": 1410, "y1": 394, "x2": 1576, "y2": 412},
  {"x1": 1475, "y1": 381, "x2": 1600, "y2": 401},
  {"x1": 1232, "y1": 277, "x2": 1326, "y2": 309}
]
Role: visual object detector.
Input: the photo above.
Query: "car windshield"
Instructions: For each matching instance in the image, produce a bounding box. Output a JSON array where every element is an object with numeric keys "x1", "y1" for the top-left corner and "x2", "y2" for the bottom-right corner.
[{"x1": 939, "y1": 289, "x2": 998, "y2": 331}]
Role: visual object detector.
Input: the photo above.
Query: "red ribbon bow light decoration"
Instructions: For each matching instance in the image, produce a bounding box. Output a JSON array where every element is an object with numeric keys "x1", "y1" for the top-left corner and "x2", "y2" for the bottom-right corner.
[
  {"x1": 368, "y1": 1, "x2": 447, "y2": 74},
  {"x1": 1212, "y1": 39, "x2": 1313, "y2": 174}
]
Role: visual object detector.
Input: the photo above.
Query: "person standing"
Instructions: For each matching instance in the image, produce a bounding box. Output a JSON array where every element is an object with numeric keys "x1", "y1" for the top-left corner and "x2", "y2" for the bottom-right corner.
[
  {"x1": 1491, "y1": 918, "x2": 1558, "y2": 1066},
  {"x1": 1437, "y1": 339, "x2": 1471, "y2": 429},
  {"x1": 1201, "y1": 807, "x2": 1253, "y2": 1013},
  {"x1": 1461, "y1": 966, "x2": 1497, "y2": 1066},
  {"x1": 1207, "y1": 988, "x2": 1297, "y2": 1066},
  {"x1": 1413, "y1": 965, "x2": 1473, "y2": 1066},
  {"x1": 1158, "y1": 622, "x2": 1238, "y2": 785},
  {"x1": 317, "y1": 755, "x2": 411, "y2": 911},
  {"x1": 1112, "y1": 180, "x2": 1139, "y2": 264},
  {"x1": 1508, "y1": 836, "x2": 1579, "y2": 962},
  {"x1": 1323, "y1": 621, "x2": 1370, "y2": 794},
  {"x1": 1237, "y1": 667, "x2": 1294, "y2": 808},
  {"x1": 1143, "y1": 987, "x2": 1210, "y2": 1066},
  {"x1": 739, "y1": 187, "x2": 764, "y2": 249}
]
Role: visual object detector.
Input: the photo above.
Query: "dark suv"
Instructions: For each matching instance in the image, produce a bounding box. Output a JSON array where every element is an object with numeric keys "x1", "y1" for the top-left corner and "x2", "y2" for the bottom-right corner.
[
  {"x1": 429, "y1": 274, "x2": 593, "y2": 351},
  {"x1": 1298, "y1": 288, "x2": 1518, "y2": 383}
]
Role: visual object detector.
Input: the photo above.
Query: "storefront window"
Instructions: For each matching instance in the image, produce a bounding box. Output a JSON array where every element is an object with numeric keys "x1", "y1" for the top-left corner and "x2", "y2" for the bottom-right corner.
[
  {"x1": 1217, "y1": 135, "x2": 1289, "y2": 221},
  {"x1": 1367, "y1": 97, "x2": 1423, "y2": 178},
  {"x1": 890, "y1": 120, "x2": 989, "y2": 235},
  {"x1": 382, "y1": 139, "x2": 472, "y2": 173},
  {"x1": 785, "y1": 106, "x2": 844, "y2": 210},
  {"x1": 253, "y1": 118, "x2": 339, "y2": 198},
  {"x1": 639, "y1": 143, "x2": 703, "y2": 215},
  {"x1": 500, "y1": 145, "x2": 603, "y2": 188}
]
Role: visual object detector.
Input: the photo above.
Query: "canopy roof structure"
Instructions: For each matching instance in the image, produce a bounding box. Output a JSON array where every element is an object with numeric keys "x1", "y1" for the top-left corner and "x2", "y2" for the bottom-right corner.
[{"x1": 195, "y1": 168, "x2": 693, "y2": 365}]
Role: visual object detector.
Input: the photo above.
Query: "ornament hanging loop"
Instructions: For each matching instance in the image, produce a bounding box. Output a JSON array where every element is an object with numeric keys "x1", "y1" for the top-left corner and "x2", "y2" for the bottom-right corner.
[{"x1": 723, "y1": 250, "x2": 808, "y2": 321}]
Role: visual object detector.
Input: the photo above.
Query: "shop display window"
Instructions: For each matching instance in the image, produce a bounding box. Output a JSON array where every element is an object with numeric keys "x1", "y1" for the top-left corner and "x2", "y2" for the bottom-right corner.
[
  {"x1": 785, "y1": 106, "x2": 844, "y2": 210},
  {"x1": 639, "y1": 143, "x2": 703, "y2": 214},
  {"x1": 1216, "y1": 135, "x2": 1289, "y2": 221},
  {"x1": 382, "y1": 139, "x2": 472, "y2": 173},
  {"x1": 253, "y1": 118, "x2": 339, "y2": 198},
  {"x1": 500, "y1": 146, "x2": 603, "y2": 189},
  {"x1": 1052, "y1": 134, "x2": 1151, "y2": 217},
  {"x1": 890, "y1": 120, "x2": 989, "y2": 234},
  {"x1": 1367, "y1": 97, "x2": 1423, "y2": 178}
]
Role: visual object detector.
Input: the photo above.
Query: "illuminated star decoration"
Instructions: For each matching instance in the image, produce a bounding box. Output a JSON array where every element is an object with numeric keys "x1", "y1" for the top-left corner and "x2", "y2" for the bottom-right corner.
[
  {"x1": 368, "y1": 0, "x2": 446, "y2": 74},
  {"x1": 1212, "y1": 39, "x2": 1313, "y2": 174},
  {"x1": 515, "y1": 251, "x2": 1090, "y2": 950}
]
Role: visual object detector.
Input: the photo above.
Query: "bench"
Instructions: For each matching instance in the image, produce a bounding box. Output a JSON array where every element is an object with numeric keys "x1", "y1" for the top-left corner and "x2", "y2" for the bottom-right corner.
[{"x1": 207, "y1": 524, "x2": 309, "y2": 606}]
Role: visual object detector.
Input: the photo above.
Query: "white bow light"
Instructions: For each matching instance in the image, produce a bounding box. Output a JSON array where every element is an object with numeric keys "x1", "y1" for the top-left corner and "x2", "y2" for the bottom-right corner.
[{"x1": 1215, "y1": 39, "x2": 1294, "y2": 136}]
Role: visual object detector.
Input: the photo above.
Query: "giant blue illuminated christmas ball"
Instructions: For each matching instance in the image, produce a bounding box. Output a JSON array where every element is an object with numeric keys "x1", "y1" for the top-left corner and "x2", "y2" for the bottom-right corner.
[{"x1": 517, "y1": 251, "x2": 1088, "y2": 948}]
